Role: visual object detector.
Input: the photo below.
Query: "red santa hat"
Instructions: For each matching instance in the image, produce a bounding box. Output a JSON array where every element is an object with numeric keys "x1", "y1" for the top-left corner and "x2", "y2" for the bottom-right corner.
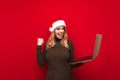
[{"x1": 49, "y1": 20, "x2": 66, "y2": 32}]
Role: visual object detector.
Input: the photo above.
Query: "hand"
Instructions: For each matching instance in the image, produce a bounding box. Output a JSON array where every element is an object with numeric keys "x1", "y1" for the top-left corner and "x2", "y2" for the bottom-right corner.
[{"x1": 37, "y1": 38, "x2": 44, "y2": 46}]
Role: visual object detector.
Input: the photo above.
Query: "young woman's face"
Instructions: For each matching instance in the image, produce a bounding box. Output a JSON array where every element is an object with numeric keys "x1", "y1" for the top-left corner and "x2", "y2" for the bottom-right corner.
[{"x1": 54, "y1": 26, "x2": 65, "y2": 39}]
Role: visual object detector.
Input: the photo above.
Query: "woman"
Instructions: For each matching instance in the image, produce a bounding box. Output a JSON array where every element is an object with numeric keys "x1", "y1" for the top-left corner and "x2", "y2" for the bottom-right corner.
[{"x1": 37, "y1": 20, "x2": 90, "y2": 80}]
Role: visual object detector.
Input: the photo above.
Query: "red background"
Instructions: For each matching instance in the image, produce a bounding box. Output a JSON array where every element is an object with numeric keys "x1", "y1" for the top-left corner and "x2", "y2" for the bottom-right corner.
[{"x1": 0, "y1": 0, "x2": 120, "y2": 80}]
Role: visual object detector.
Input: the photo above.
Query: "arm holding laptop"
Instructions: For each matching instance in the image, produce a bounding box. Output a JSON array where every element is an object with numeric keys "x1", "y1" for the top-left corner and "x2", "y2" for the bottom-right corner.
[{"x1": 69, "y1": 34, "x2": 102, "y2": 65}]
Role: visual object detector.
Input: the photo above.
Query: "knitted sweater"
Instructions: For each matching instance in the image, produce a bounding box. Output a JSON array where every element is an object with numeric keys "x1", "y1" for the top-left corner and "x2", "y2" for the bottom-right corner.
[{"x1": 36, "y1": 38, "x2": 83, "y2": 80}]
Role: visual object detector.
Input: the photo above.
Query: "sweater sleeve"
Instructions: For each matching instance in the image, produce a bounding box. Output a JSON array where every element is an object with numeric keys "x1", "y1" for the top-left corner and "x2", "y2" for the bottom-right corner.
[
  {"x1": 36, "y1": 45, "x2": 47, "y2": 67},
  {"x1": 68, "y1": 40, "x2": 85, "y2": 68}
]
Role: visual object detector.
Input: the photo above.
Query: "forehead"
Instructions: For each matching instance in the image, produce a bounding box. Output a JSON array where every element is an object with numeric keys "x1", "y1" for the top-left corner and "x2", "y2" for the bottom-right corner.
[{"x1": 56, "y1": 25, "x2": 65, "y2": 29}]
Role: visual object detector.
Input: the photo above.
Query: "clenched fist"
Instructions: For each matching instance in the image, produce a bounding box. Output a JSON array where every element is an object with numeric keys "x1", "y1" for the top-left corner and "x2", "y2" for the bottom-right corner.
[{"x1": 37, "y1": 38, "x2": 44, "y2": 46}]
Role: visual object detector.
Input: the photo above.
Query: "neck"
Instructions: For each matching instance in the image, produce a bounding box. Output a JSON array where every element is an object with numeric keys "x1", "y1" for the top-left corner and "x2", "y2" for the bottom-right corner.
[{"x1": 55, "y1": 36, "x2": 61, "y2": 43}]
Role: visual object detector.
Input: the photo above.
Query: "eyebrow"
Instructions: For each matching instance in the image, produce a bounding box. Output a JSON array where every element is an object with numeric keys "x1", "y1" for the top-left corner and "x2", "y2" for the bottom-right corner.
[{"x1": 56, "y1": 27, "x2": 64, "y2": 29}]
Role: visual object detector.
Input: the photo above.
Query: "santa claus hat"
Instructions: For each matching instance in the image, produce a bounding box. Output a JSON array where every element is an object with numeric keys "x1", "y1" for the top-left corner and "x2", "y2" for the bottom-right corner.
[{"x1": 49, "y1": 20, "x2": 66, "y2": 32}]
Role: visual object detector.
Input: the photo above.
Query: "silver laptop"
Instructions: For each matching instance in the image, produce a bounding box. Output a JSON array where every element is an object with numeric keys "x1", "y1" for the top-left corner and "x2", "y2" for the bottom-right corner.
[{"x1": 70, "y1": 34, "x2": 102, "y2": 64}]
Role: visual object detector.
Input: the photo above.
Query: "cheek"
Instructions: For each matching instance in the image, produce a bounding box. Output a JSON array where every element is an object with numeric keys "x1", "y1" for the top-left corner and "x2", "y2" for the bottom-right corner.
[
  {"x1": 55, "y1": 30, "x2": 59, "y2": 34},
  {"x1": 54, "y1": 31, "x2": 58, "y2": 36}
]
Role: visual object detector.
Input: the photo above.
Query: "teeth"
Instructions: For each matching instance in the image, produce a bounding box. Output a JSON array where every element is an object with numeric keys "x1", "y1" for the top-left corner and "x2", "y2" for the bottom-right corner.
[
  {"x1": 59, "y1": 34, "x2": 63, "y2": 36},
  {"x1": 58, "y1": 33, "x2": 62, "y2": 35}
]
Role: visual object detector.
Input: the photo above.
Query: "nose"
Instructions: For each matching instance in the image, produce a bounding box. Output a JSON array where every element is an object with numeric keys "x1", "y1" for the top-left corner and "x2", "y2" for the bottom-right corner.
[{"x1": 60, "y1": 29, "x2": 64, "y2": 33}]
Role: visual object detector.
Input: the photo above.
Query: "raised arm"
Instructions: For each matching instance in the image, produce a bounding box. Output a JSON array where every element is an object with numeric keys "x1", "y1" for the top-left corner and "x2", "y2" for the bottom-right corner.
[{"x1": 36, "y1": 38, "x2": 46, "y2": 67}]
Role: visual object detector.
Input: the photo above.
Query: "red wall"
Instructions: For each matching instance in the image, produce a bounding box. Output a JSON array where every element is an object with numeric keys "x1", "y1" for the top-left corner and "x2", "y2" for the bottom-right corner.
[{"x1": 0, "y1": 0, "x2": 120, "y2": 80}]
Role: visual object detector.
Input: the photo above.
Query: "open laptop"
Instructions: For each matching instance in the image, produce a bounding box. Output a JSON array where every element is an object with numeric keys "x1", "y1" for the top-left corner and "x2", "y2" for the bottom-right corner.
[{"x1": 69, "y1": 34, "x2": 102, "y2": 64}]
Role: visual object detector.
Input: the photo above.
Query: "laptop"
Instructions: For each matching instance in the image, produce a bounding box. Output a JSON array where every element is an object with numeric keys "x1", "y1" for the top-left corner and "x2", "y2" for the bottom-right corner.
[{"x1": 69, "y1": 34, "x2": 102, "y2": 64}]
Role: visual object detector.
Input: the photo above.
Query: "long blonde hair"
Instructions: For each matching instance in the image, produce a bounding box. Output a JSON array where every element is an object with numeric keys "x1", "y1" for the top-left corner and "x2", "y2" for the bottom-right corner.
[{"x1": 46, "y1": 30, "x2": 69, "y2": 49}]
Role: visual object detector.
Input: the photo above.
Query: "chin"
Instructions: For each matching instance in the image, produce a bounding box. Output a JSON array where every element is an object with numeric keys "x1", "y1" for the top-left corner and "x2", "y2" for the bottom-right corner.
[
  {"x1": 58, "y1": 38, "x2": 62, "y2": 39},
  {"x1": 58, "y1": 37, "x2": 63, "y2": 39}
]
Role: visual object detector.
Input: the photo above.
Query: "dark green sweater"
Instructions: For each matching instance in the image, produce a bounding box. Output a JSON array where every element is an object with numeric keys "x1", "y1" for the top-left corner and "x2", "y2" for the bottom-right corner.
[{"x1": 37, "y1": 39, "x2": 83, "y2": 80}]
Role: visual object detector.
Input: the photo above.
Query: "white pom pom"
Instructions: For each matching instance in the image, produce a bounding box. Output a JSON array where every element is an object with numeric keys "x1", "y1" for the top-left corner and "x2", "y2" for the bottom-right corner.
[{"x1": 49, "y1": 27, "x2": 54, "y2": 32}]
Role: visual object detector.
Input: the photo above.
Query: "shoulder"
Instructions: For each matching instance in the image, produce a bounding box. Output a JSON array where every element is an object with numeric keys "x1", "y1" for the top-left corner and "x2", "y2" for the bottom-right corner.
[{"x1": 67, "y1": 39, "x2": 74, "y2": 47}]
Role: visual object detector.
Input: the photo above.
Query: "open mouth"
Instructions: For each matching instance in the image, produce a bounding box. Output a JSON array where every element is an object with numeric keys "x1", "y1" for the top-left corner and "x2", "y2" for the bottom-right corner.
[{"x1": 58, "y1": 33, "x2": 63, "y2": 36}]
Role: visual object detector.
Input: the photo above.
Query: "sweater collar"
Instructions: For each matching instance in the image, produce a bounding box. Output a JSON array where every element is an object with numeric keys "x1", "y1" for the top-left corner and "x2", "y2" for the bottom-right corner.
[{"x1": 55, "y1": 36, "x2": 61, "y2": 43}]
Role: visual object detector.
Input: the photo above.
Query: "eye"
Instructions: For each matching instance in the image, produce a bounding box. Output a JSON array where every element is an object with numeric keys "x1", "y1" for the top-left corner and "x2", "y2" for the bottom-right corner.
[
  {"x1": 55, "y1": 26, "x2": 65, "y2": 31},
  {"x1": 56, "y1": 28, "x2": 60, "y2": 30}
]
